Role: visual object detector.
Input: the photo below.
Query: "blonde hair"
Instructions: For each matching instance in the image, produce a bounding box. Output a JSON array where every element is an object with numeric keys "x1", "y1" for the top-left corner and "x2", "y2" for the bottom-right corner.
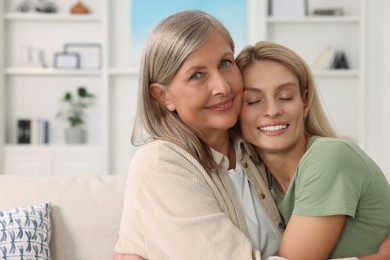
[
  {"x1": 132, "y1": 10, "x2": 235, "y2": 171},
  {"x1": 236, "y1": 41, "x2": 337, "y2": 138}
]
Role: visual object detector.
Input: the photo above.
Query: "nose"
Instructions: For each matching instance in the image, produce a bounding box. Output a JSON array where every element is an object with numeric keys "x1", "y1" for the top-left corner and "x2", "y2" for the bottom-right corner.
[
  {"x1": 210, "y1": 71, "x2": 230, "y2": 96},
  {"x1": 264, "y1": 99, "x2": 282, "y2": 118}
]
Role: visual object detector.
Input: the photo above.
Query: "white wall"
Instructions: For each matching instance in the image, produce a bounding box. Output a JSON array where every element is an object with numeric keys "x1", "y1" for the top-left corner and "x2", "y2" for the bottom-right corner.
[
  {"x1": 366, "y1": 0, "x2": 390, "y2": 180},
  {"x1": 379, "y1": 0, "x2": 390, "y2": 181},
  {"x1": 383, "y1": 1, "x2": 390, "y2": 181}
]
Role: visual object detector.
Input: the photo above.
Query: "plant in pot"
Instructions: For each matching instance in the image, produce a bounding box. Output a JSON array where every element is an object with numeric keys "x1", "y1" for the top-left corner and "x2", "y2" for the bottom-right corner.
[{"x1": 57, "y1": 86, "x2": 95, "y2": 144}]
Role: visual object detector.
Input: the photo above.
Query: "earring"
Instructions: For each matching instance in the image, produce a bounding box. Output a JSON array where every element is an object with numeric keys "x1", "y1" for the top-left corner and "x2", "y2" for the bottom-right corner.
[{"x1": 167, "y1": 105, "x2": 173, "y2": 111}]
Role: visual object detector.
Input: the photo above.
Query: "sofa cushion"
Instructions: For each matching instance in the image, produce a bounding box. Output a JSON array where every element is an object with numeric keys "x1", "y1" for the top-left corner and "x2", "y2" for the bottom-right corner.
[
  {"x1": 0, "y1": 174, "x2": 127, "y2": 260},
  {"x1": 0, "y1": 202, "x2": 51, "y2": 259}
]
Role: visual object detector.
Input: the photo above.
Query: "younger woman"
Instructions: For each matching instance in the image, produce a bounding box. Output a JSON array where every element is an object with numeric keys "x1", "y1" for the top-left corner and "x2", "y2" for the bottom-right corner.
[{"x1": 237, "y1": 41, "x2": 390, "y2": 260}]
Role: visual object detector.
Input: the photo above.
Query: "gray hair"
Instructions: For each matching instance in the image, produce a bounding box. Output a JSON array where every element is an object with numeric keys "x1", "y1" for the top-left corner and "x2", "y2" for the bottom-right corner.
[{"x1": 132, "y1": 10, "x2": 235, "y2": 170}]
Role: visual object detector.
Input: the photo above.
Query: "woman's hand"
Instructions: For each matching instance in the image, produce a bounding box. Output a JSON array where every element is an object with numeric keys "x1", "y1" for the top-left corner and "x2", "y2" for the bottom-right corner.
[
  {"x1": 358, "y1": 233, "x2": 390, "y2": 260},
  {"x1": 113, "y1": 253, "x2": 144, "y2": 260},
  {"x1": 377, "y1": 233, "x2": 390, "y2": 258}
]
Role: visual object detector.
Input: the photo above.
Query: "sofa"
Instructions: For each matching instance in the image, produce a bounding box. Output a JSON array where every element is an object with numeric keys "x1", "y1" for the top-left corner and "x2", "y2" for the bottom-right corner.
[{"x1": 0, "y1": 174, "x2": 128, "y2": 260}]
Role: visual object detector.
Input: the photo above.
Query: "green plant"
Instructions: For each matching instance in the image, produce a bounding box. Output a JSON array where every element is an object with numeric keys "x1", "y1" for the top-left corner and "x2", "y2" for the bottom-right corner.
[{"x1": 57, "y1": 86, "x2": 95, "y2": 127}]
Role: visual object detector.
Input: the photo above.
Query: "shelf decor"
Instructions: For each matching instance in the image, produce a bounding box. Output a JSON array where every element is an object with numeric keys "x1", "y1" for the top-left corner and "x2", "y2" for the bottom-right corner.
[
  {"x1": 54, "y1": 52, "x2": 80, "y2": 69},
  {"x1": 64, "y1": 43, "x2": 101, "y2": 69},
  {"x1": 270, "y1": 0, "x2": 307, "y2": 17},
  {"x1": 14, "y1": 0, "x2": 58, "y2": 13},
  {"x1": 70, "y1": 0, "x2": 90, "y2": 14},
  {"x1": 56, "y1": 86, "x2": 95, "y2": 144}
]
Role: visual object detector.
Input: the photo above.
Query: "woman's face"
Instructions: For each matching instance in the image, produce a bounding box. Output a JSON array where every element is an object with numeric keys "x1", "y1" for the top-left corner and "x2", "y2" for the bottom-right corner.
[
  {"x1": 166, "y1": 32, "x2": 243, "y2": 140},
  {"x1": 240, "y1": 60, "x2": 308, "y2": 156}
]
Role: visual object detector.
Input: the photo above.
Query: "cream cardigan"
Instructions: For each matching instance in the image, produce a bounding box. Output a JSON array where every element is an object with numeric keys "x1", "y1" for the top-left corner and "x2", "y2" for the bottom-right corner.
[{"x1": 115, "y1": 138, "x2": 283, "y2": 259}]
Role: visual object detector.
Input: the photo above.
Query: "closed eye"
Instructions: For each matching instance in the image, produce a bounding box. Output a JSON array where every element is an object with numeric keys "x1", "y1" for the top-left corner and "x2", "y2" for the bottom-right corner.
[
  {"x1": 245, "y1": 100, "x2": 261, "y2": 105},
  {"x1": 279, "y1": 97, "x2": 293, "y2": 101}
]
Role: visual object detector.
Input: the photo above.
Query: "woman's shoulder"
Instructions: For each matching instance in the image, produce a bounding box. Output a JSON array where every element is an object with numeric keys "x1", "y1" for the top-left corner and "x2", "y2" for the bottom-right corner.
[
  {"x1": 308, "y1": 136, "x2": 360, "y2": 154},
  {"x1": 133, "y1": 139, "x2": 190, "y2": 160},
  {"x1": 135, "y1": 139, "x2": 181, "y2": 152},
  {"x1": 307, "y1": 136, "x2": 383, "y2": 175},
  {"x1": 131, "y1": 139, "x2": 205, "y2": 171},
  {"x1": 302, "y1": 136, "x2": 366, "y2": 168}
]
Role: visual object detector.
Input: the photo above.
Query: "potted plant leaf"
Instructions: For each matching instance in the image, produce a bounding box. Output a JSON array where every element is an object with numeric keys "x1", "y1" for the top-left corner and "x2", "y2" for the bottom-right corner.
[{"x1": 57, "y1": 86, "x2": 95, "y2": 144}]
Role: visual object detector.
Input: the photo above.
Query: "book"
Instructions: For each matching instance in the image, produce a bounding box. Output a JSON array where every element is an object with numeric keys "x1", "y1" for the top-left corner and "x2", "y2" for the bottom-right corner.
[
  {"x1": 313, "y1": 46, "x2": 338, "y2": 70},
  {"x1": 313, "y1": 8, "x2": 344, "y2": 16},
  {"x1": 43, "y1": 120, "x2": 49, "y2": 144},
  {"x1": 323, "y1": 47, "x2": 338, "y2": 69},
  {"x1": 30, "y1": 118, "x2": 39, "y2": 144},
  {"x1": 17, "y1": 118, "x2": 49, "y2": 144},
  {"x1": 17, "y1": 119, "x2": 31, "y2": 144}
]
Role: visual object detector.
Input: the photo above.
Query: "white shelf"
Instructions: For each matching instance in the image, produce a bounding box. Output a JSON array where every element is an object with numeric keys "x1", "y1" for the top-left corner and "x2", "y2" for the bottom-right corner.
[
  {"x1": 312, "y1": 70, "x2": 360, "y2": 77},
  {"x1": 5, "y1": 67, "x2": 102, "y2": 76},
  {"x1": 267, "y1": 16, "x2": 360, "y2": 24},
  {"x1": 108, "y1": 67, "x2": 139, "y2": 76},
  {"x1": 5, "y1": 144, "x2": 102, "y2": 153},
  {"x1": 0, "y1": 0, "x2": 369, "y2": 175},
  {"x1": 3, "y1": 13, "x2": 102, "y2": 22},
  {"x1": 1, "y1": 0, "x2": 112, "y2": 175}
]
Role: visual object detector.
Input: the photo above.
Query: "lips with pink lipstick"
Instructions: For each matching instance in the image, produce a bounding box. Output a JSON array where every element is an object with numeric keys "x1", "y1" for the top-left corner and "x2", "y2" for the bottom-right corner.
[{"x1": 206, "y1": 98, "x2": 234, "y2": 112}]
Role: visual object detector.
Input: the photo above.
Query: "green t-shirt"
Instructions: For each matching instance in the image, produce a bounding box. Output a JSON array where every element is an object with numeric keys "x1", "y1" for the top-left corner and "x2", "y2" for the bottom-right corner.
[{"x1": 273, "y1": 136, "x2": 390, "y2": 258}]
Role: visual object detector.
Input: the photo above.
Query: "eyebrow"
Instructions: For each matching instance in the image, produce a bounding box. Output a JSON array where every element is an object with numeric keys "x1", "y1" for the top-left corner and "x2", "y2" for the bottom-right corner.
[
  {"x1": 183, "y1": 51, "x2": 233, "y2": 74},
  {"x1": 184, "y1": 65, "x2": 205, "y2": 74},
  {"x1": 244, "y1": 82, "x2": 297, "y2": 92}
]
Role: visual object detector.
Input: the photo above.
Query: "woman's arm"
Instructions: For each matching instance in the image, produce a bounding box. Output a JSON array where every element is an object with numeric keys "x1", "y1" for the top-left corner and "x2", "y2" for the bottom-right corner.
[
  {"x1": 112, "y1": 234, "x2": 390, "y2": 260},
  {"x1": 277, "y1": 214, "x2": 346, "y2": 260},
  {"x1": 115, "y1": 142, "x2": 258, "y2": 259},
  {"x1": 278, "y1": 215, "x2": 390, "y2": 260}
]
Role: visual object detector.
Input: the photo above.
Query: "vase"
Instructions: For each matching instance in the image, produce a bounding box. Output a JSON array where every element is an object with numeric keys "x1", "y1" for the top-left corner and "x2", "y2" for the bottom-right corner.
[
  {"x1": 70, "y1": 1, "x2": 90, "y2": 14},
  {"x1": 65, "y1": 126, "x2": 87, "y2": 144}
]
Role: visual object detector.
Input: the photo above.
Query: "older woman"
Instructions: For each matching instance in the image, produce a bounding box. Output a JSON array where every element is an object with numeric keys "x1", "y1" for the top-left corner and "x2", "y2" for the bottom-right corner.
[{"x1": 114, "y1": 11, "x2": 283, "y2": 260}]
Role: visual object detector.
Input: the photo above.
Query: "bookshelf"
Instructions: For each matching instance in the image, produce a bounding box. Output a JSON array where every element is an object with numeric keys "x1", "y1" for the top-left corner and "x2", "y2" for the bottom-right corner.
[
  {"x1": 0, "y1": 0, "x2": 109, "y2": 175},
  {"x1": 251, "y1": 0, "x2": 367, "y2": 147},
  {"x1": 0, "y1": 0, "x2": 140, "y2": 176},
  {"x1": 0, "y1": 0, "x2": 377, "y2": 176}
]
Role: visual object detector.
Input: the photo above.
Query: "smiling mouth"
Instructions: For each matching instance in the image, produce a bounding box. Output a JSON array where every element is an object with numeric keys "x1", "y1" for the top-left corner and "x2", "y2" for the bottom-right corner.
[
  {"x1": 259, "y1": 124, "x2": 288, "y2": 132},
  {"x1": 207, "y1": 98, "x2": 233, "y2": 111}
]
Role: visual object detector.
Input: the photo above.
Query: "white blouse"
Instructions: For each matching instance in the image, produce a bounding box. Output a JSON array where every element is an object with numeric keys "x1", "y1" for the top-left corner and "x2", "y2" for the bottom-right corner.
[{"x1": 228, "y1": 156, "x2": 282, "y2": 258}]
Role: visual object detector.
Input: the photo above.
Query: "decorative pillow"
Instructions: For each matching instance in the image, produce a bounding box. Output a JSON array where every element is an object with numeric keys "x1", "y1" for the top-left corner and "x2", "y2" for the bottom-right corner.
[{"x1": 0, "y1": 202, "x2": 51, "y2": 260}]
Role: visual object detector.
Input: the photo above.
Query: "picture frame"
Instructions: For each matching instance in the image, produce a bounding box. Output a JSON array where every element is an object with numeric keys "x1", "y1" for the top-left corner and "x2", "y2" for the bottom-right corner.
[
  {"x1": 64, "y1": 43, "x2": 101, "y2": 69},
  {"x1": 270, "y1": 0, "x2": 307, "y2": 17},
  {"x1": 53, "y1": 52, "x2": 80, "y2": 69}
]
